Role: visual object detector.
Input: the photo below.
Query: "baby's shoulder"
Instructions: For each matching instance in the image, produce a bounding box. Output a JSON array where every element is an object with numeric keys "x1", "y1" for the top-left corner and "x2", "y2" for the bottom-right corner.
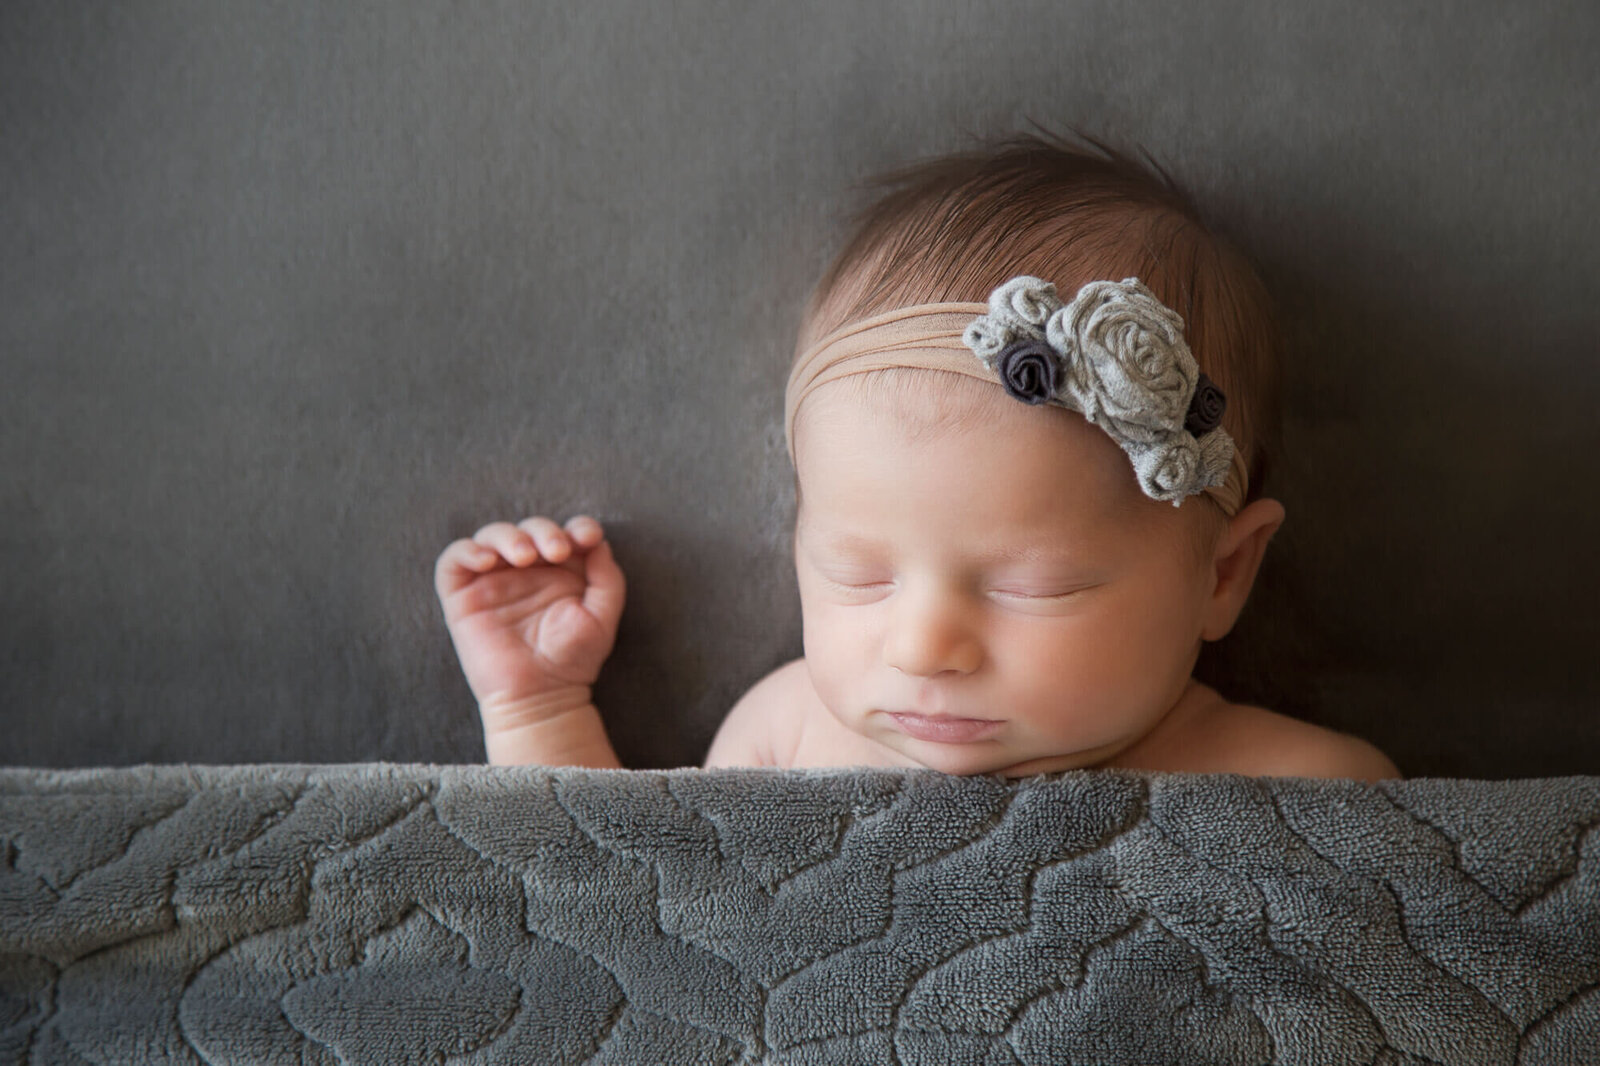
[
  {"x1": 1195, "y1": 699, "x2": 1401, "y2": 781},
  {"x1": 702, "y1": 658, "x2": 816, "y2": 768}
]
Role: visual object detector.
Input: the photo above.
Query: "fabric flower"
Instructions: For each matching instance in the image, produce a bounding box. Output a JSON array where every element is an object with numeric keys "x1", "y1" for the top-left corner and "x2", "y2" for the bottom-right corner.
[
  {"x1": 1129, "y1": 434, "x2": 1202, "y2": 505},
  {"x1": 1047, "y1": 278, "x2": 1197, "y2": 445},
  {"x1": 962, "y1": 316, "x2": 1016, "y2": 369},
  {"x1": 986, "y1": 275, "x2": 1062, "y2": 330},
  {"x1": 1185, "y1": 373, "x2": 1227, "y2": 436},
  {"x1": 959, "y1": 273, "x2": 1239, "y2": 508},
  {"x1": 1196, "y1": 427, "x2": 1235, "y2": 488},
  {"x1": 995, "y1": 339, "x2": 1059, "y2": 405}
]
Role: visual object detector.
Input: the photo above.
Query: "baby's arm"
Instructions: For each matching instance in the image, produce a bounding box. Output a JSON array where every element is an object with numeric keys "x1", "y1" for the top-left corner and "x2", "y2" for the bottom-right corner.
[{"x1": 434, "y1": 515, "x2": 626, "y2": 768}]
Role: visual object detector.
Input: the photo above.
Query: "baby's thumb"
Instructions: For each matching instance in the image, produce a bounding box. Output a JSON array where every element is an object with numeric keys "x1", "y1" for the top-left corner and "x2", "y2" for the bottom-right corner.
[{"x1": 582, "y1": 540, "x2": 626, "y2": 631}]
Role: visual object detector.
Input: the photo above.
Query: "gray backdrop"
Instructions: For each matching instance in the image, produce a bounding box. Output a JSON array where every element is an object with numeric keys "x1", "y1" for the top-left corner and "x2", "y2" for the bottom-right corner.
[{"x1": 4, "y1": 1, "x2": 1596, "y2": 778}]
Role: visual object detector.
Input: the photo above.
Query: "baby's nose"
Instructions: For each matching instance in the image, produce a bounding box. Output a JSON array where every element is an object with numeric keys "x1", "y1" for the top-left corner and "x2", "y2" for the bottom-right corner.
[{"x1": 882, "y1": 589, "x2": 982, "y2": 677}]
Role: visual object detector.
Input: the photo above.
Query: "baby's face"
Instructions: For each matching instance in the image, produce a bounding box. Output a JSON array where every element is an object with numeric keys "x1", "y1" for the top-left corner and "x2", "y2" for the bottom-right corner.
[{"x1": 793, "y1": 381, "x2": 1218, "y2": 776}]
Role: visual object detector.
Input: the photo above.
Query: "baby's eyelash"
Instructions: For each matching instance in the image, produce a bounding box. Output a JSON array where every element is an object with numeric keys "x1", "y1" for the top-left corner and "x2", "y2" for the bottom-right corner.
[
  {"x1": 818, "y1": 575, "x2": 891, "y2": 595},
  {"x1": 988, "y1": 586, "x2": 1091, "y2": 602}
]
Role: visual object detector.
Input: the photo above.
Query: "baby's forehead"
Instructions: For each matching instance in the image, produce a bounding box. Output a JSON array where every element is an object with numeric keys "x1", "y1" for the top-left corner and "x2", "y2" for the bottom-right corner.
[
  {"x1": 798, "y1": 370, "x2": 1124, "y2": 468},
  {"x1": 794, "y1": 373, "x2": 1157, "y2": 525},
  {"x1": 797, "y1": 368, "x2": 1033, "y2": 442}
]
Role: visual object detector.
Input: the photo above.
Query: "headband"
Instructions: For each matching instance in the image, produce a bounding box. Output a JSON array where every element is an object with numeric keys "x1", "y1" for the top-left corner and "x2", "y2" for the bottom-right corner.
[{"x1": 784, "y1": 275, "x2": 1248, "y2": 517}]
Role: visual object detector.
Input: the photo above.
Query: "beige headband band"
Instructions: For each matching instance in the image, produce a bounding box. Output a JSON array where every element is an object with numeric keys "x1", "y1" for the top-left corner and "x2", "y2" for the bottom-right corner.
[{"x1": 784, "y1": 300, "x2": 1250, "y2": 518}]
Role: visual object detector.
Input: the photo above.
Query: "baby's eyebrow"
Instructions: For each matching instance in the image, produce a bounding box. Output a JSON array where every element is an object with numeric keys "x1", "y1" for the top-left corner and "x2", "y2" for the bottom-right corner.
[
  {"x1": 798, "y1": 530, "x2": 882, "y2": 557},
  {"x1": 977, "y1": 543, "x2": 1079, "y2": 564},
  {"x1": 969, "y1": 541, "x2": 1107, "y2": 569},
  {"x1": 801, "y1": 529, "x2": 1088, "y2": 566}
]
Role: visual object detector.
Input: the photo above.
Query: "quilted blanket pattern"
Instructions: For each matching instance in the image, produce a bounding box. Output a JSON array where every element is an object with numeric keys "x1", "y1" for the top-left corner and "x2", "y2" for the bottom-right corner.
[{"x1": 1, "y1": 765, "x2": 1597, "y2": 1064}]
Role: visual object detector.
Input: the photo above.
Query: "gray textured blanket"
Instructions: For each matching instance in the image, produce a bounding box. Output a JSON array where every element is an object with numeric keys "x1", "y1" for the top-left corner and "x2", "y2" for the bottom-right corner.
[{"x1": 1, "y1": 765, "x2": 1597, "y2": 1065}]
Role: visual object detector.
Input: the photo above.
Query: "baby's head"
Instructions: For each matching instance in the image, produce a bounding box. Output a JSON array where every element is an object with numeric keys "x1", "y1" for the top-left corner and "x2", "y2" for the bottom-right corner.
[{"x1": 785, "y1": 133, "x2": 1287, "y2": 775}]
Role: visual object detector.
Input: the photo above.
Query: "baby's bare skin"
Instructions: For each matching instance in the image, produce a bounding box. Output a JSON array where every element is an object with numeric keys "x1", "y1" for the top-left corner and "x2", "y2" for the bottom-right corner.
[
  {"x1": 438, "y1": 380, "x2": 1400, "y2": 781},
  {"x1": 706, "y1": 658, "x2": 1398, "y2": 780},
  {"x1": 435, "y1": 515, "x2": 625, "y2": 768}
]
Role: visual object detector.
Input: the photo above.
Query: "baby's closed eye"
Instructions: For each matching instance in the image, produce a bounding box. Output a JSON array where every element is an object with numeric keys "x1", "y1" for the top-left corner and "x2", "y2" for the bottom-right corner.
[
  {"x1": 813, "y1": 571, "x2": 895, "y2": 601},
  {"x1": 988, "y1": 584, "x2": 1091, "y2": 600},
  {"x1": 986, "y1": 565, "x2": 1103, "y2": 598},
  {"x1": 985, "y1": 582, "x2": 1102, "y2": 615},
  {"x1": 808, "y1": 564, "x2": 1101, "y2": 610}
]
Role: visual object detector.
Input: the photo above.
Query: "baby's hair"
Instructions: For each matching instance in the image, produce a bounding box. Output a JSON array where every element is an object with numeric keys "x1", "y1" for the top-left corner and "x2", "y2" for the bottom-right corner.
[{"x1": 796, "y1": 129, "x2": 1283, "y2": 552}]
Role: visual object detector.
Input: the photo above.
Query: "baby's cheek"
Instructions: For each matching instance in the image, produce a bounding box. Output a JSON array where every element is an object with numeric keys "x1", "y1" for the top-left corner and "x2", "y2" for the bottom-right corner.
[
  {"x1": 799, "y1": 606, "x2": 868, "y2": 698},
  {"x1": 1001, "y1": 618, "x2": 1140, "y2": 709}
]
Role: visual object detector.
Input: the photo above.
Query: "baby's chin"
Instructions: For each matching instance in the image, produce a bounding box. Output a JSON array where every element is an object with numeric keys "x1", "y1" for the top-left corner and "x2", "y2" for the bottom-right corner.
[
  {"x1": 845, "y1": 710, "x2": 1132, "y2": 777},
  {"x1": 879, "y1": 738, "x2": 1108, "y2": 778},
  {"x1": 990, "y1": 751, "x2": 1113, "y2": 778}
]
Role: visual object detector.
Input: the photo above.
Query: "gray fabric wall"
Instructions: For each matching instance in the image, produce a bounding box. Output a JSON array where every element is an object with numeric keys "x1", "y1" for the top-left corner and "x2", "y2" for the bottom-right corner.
[{"x1": 3, "y1": 1, "x2": 1597, "y2": 777}]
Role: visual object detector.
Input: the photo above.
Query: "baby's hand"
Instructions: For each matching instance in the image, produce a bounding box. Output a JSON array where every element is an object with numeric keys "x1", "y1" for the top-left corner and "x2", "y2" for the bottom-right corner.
[{"x1": 434, "y1": 516, "x2": 626, "y2": 715}]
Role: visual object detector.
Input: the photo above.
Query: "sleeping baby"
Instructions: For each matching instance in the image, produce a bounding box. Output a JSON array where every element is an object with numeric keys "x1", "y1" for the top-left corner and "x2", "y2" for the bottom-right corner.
[{"x1": 434, "y1": 132, "x2": 1399, "y2": 781}]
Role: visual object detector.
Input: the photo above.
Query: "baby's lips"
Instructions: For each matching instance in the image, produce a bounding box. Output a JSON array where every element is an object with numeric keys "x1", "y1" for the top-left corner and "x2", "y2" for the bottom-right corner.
[{"x1": 885, "y1": 712, "x2": 1004, "y2": 744}]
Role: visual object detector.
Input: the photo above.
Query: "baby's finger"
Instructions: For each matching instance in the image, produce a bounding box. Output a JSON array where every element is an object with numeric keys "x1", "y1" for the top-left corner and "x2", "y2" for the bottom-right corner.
[
  {"x1": 435, "y1": 538, "x2": 502, "y2": 596},
  {"x1": 516, "y1": 516, "x2": 573, "y2": 563},
  {"x1": 565, "y1": 514, "x2": 604, "y2": 549},
  {"x1": 581, "y1": 539, "x2": 627, "y2": 632},
  {"x1": 472, "y1": 521, "x2": 540, "y2": 565}
]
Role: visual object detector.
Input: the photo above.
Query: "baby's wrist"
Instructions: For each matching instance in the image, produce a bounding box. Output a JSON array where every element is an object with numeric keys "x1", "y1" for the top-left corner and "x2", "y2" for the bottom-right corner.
[
  {"x1": 479, "y1": 685, "x2": 596, "y2": 732},
  {"x1": 478, "y1": 686, "x2": 622, "y2": 768}
]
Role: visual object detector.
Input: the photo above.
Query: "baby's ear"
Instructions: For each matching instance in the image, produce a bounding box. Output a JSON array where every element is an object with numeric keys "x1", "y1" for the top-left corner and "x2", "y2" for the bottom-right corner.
[{"x1": 1200, "y1": 497, "x2": 1287, "y2": 642}]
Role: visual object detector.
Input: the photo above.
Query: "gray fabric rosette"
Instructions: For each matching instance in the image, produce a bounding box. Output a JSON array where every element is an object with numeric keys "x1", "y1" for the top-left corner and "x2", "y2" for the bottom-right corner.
[{"x1": 962, "y1": 275, "x2": 1236, "y2": 505}]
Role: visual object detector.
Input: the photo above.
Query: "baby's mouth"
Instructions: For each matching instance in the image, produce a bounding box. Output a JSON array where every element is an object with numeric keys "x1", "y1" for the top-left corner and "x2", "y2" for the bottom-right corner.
[{"x1": 884, "y1": 712, "x2": 1003, "y2": 744}]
